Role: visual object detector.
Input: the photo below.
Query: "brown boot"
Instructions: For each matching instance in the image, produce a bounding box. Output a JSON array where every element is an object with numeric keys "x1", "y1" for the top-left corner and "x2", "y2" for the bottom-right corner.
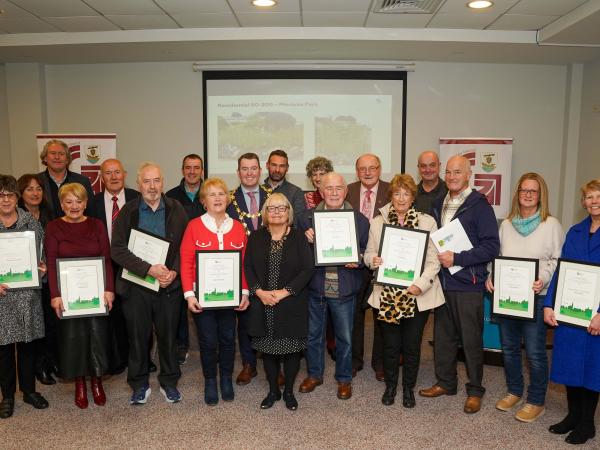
[{"x1": 236, "y1": 363, "x2": 257, "y2": 386}]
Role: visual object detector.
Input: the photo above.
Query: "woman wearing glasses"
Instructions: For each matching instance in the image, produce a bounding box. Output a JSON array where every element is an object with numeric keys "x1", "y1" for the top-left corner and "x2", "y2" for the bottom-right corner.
[
  {"x1": 486, "y1": 173, "x2": 563, "y2": 423},
  {"x1": 180, "y1": 178, "x2": 249, "y2": 406},
  {"x1": 245, "y1": 193, "x2": 313, "y2": 410}
]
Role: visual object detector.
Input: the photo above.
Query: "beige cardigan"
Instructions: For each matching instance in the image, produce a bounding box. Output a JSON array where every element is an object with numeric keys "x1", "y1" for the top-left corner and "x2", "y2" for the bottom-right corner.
[{"x1": 364, "y1": 203, "x2": 445, "y2": 312}]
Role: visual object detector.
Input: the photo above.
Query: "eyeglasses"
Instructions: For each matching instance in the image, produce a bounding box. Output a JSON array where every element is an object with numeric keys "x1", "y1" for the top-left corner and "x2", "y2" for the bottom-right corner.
[
  {"x1": 518, "y1": 189, "x2": 539, "y2": 196},
  {"x1": 0, "y1": 192, "x2": 17, "y2": 200},
  {"x1": 266, "y1": 205, "x2": 289, "y2": 213},
  {"x1": 357, "y1": 166, "x2": 380, "y2": 174}
]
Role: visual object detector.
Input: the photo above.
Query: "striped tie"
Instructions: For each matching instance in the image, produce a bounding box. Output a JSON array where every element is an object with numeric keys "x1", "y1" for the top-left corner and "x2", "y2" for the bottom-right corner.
[{"x1": 111, "y1": 196, "x2": 120, "y2": 227}]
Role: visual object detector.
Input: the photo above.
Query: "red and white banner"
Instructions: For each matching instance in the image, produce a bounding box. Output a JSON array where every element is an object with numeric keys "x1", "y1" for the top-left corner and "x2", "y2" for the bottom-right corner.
[
  {"x1": 37, "y1": 134, "x2": 117, "y2": 194},
  {"x1": 439, "y1": 138, "x2": 513, "y2": 219}
]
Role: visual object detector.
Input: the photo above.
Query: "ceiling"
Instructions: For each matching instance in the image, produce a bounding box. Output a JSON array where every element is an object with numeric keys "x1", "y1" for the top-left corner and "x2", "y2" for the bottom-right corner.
[{"x1": 1, "y1": 0, "x2": 600, "y2": 65}]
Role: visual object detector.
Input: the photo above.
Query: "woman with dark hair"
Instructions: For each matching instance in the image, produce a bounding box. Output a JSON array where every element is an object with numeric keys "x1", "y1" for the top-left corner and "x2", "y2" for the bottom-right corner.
[
  {"x1": 486, "y1": 172, "x2": 563, "y2": 423},
  {"x1": 304, "y1": 157, "x2": 333, "y2": 210},
  {"x1": 0, "y1": 175, "x2": 48, "y2": 419},
  {"x1": 45, "y1": 182, "x2": 114, "y2": 409},
  {"x1": 17, "y1": 174, "x2": 57, "y2": 386},
  {"x1": 544, "y1": 179, "x2": 600, "y2": 445}
]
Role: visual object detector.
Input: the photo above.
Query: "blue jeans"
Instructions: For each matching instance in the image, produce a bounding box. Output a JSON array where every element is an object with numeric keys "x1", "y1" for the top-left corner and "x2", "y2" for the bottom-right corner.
[
  {"x1": 192, "y1": 309, "x2": 236, "y2": 379},
  {"x1": 499, "y1": 296, "x2": 548, "y2": 406},
  {"x1": 306, "y1": 295, "x2": 355, "y2": 383}
]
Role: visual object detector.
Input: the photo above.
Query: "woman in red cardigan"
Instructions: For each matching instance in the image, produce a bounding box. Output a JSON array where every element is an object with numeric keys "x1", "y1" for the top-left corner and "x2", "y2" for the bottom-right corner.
[{"x1": 180, "y1": 178, "x2": 249, "y2": 406}]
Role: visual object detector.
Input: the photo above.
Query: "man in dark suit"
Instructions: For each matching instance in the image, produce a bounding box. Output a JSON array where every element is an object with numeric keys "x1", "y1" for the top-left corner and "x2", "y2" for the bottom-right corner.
[
  {"x1": 346, "y1": 153, "x2": 389, "y2": 381},
  {"x1": 91, "y1": 158, "x2": 139, "y2": 375},
  {"x1": 38, "y1": 139, "x2": 95, "y2": 219},
  {"x1": 226, "y1": 152, "x2": 271, "y2": 385}
]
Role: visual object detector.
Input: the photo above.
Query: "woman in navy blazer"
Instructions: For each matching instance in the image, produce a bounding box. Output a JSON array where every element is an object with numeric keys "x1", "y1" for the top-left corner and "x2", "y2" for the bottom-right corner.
[{"x1": 544, "y1": 179, "x2": 600, "y2": 445}]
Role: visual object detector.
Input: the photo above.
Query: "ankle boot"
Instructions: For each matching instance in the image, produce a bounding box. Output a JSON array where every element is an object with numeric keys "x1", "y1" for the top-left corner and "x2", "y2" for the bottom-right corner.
[
  {"x1": 75, "y1": 377, "x2": 88, "y2": 409},
  {"x1": 566, "y1": 389, "x2": 599, "y2": 444},
  {"x1": 550, "y1": 387, "x2": 583, "y2": 434},
  {"x1": 204, "y1": 378, "x2": 218, "y2": 406},
  {"x1": 403, "y1": 386, "x2": 416, "y2": 408},
  {"x1": 220, "y1": 376, "x2": 234, "y2": 402},
  {"x1": 91, "y1": 377, "x2": 106, "y2": 406}
]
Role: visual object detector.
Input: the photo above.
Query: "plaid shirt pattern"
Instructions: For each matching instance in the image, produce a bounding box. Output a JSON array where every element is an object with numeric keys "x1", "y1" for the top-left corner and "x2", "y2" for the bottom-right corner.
[{"x1": 441, "y1": 187, "x2": 472, "y2": 226}]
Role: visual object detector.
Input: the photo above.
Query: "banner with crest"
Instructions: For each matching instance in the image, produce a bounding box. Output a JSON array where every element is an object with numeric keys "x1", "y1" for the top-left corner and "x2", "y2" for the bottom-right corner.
[
  {"x1": 439, "y1": 138, "x2": 513, "y2": 219},
  {"x1": 37, "y1": 134, "x2": 117, "y2": 194}
]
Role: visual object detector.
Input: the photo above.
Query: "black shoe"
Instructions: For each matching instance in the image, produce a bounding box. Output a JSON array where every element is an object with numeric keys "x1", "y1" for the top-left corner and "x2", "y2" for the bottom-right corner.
[
  {"x1": 204, "y1": 378, "x2": 218, "y2": 406},
  {"x1": 23, "y1": 392, "x2": 49, "y2": 410},
  {"x1": 110, "y1": 364, "x2": 127, "y2": 376},
  {"x1": 402, "y1": 388, "x2": 416, "y2": 408},
  {"x1": 177, "y1": 346, "x2": 188, "y2": 365},
  {"x1": 0, "y1": 398, "x2": 14, "y2": 419},
  {"x1": 36, "y1": 369, "x2": 56, "y2": 385},
  {"x1": 260, "y1": 391, "x2": 281, "y2": 409},
  {"x1": 381, "y1": 385, "x2": 397, "y2": 406},
  {"x1": 565, "y1": 425, "x2": 596, "y2": 445},
  {"x1": 283, "y1": 392, "x2": 298, "y2": 410},
  {"x1": 549, "y1": 416, "x2": 579, "y2": 434},
  {"x1": 148, "y1": 360, "x2": 157, "y2": 373}
]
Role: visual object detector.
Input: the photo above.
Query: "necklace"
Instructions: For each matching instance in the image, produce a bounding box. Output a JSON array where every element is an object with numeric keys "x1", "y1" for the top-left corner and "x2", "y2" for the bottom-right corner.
[{"x1": 229, "y1": 185, "x2": 272, "y2": 235}]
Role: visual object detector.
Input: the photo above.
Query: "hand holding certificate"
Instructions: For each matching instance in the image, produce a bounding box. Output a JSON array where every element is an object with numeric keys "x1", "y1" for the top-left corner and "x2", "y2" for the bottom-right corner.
[
  {"x1": 430, "y1": 219, "x2": 473, "y2": 275},
  {"x1": 121, "y1": 229, "x2": 170, "y2": 292}
]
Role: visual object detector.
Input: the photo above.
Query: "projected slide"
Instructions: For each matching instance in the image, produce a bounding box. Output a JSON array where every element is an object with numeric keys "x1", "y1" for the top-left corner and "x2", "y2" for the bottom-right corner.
[{"x1": 208, "y1": 94, "x2": 392, "y2": 173}]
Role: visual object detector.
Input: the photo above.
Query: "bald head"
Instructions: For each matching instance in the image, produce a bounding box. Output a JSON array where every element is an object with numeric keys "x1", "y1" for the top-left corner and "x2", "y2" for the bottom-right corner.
[
  {"x1": 417, "y1": 151, "x2": 441, "y2": 185},
  {"x1": 355, "y1": 153, "x2": 381, "y2": 189},
  {"x1": 445, "y1": 155, "x2": 472, "y2": 196}
]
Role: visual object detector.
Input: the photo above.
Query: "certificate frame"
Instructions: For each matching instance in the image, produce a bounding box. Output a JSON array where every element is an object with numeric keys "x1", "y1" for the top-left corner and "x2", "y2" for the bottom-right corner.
[
  {"x1": 374, "y1": 224, "x2": 429, "y2": 288},
  {"x1": 492, "y1": 256, "x2": 539, "y2": 321},
  {"x1": 195, "y1": 250, "x2": 242, "y2": 310},
  {"x1": 57, "y1": 257, "x2": 107, "y2": 319},
  {"x1": 552, "y1": 258, "x2": 600, "y2": 329},
  {"x1": 121, "y1": 228, "x2": 170, "y2": 292},
  {"x1": 313, "y1": 210, "x2": 360, "y2": 266},
  {"x1": 0, "y1": 230, "x2": 41, "y2": 290}
]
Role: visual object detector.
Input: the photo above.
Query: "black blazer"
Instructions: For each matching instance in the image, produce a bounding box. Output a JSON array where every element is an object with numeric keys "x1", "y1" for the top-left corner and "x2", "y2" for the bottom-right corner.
[
  {"x1": 226, "y1": 186, "x2": 269, "y2": 233},
  {"x1": 245, "y1": 227, "x2": 314, "y2": 339},
  {"x1": 91, "y1": 188, "x2": 139, "y2": 228}
]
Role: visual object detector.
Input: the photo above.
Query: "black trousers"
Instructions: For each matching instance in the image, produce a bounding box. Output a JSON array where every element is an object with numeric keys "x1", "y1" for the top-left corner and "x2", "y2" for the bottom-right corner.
[
  {"x1": 433, "y1": 290, "x2": 485, "y2": 397},
  {"x1": 107, "y1": 293, "x2": 129, "y2": 372},
  {"x1": 352, "y1": 269, "x2": 383, "y2": 370},
  {"x1": 0, "y1": 341, "x2": 36, "y2": 398},
  {"x1": 380, "y1": 309, "x2": 429, "y2": 388},
  {"x1": 122, "y1": 285, "x2": 181, "y2": 390},
  {"x1": 35, "y1": 283, "x2": 58, "y2": 371}
]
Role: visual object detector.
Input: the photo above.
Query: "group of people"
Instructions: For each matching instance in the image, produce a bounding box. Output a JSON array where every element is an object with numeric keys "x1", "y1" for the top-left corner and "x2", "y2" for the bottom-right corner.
[{"x1": 0, "y1": 140, "x2": 599, "y2": 445}]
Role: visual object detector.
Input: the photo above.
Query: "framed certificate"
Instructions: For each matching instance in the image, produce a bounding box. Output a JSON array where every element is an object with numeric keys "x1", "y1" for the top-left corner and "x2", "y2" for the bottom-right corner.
[
  {"x1": 57, "y1": 257, "x2": 107, "y2": 319},
  {"x1": 375, "y1": 225, "x2": 429, "y2": 288},
  {"x1": 552, "y1": 259, "x2": 600, "y2": 329},
  {"x1": 0, "y1": 230, "x2": 41, "y2": 290},
  {"x1": 195, "y1": 250, "x2": 241, "y2": 309},
  {"x1": 313, "y1": 210, "x2": 360, "y2": 266},
  {"x1": 121, "y1": 228, "x2": 170, "y2": 292},
  {"x1": 492, "y1": 257, "x2": 539, "y2": 321}
]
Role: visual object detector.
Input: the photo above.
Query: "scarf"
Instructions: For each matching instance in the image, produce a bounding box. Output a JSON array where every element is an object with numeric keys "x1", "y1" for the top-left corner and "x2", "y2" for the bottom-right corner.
[
  {"x1": 377, "y1": 206, "x2": 419, "y2": 324},
  {"x1": 511, "y1": 209, "x2": 541, "y2": 237}
]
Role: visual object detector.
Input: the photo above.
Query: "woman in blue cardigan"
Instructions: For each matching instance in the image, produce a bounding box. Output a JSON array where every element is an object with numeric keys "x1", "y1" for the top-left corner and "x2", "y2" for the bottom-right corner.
[{"x1": 544, "y1": 179, "x2": 600, "y2": 445}]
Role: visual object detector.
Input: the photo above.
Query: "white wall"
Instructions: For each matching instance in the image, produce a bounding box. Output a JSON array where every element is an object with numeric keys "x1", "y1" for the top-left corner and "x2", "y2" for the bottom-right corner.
[
  {"x1": 3, "y1": 60, "x2": 583, "y2": 226},
  {"x1": 0, "y1": 64, "x2": 12, "y2": 173}
]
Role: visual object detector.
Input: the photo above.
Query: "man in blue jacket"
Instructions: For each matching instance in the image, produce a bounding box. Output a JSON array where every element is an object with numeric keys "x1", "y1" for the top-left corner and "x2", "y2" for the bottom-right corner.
[
  {"x1": 297, "y1": 172, "x2": 369, "y2": 401},
  {"x1": 419, "y1": 155, "x2": 500, "y2": 414}
]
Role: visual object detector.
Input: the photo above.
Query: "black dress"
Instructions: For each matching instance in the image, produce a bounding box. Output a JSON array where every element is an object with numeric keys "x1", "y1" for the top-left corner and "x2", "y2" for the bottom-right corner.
[{"x1": 251, "y1": 237, "x2": 307, "y2": 355}]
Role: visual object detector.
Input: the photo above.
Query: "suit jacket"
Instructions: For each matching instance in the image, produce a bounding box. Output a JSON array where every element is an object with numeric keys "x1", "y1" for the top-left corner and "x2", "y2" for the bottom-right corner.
[
  {"x1": 91, "y1": 188, "x2": 139, "y2": 228},
  {"x1": 346, "y1": 180, "x2": 390, "y2": 218},
  {"x1": 226, "y1": 185, "x2": 270, "y2": 233}
]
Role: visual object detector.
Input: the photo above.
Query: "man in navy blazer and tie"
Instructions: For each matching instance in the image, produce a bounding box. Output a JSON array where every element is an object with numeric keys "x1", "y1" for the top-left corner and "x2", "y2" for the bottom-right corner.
[
  {"x1": 92, "y1": 158, "x2": 139, "y2": 375},
  {"x1": 226, "y1": 152, "x2": 271, "y2": 385}
]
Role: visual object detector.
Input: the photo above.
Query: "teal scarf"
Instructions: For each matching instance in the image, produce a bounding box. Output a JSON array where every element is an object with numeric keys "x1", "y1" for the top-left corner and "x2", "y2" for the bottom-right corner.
[{"x1": 512, "y1": 209, "x2": 541, "y2": 237}]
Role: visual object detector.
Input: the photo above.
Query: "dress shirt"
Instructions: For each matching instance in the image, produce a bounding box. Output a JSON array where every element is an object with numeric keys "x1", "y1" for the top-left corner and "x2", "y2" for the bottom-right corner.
[
  {"x1": 241, "y1": 184, "x2": 260, "y2": 213},
  {"x1": 104, "y1": 189, "x2": 126, "y2": 241}
]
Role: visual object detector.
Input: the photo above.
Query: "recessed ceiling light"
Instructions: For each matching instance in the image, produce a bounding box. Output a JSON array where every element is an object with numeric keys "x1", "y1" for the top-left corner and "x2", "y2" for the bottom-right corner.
[
  {"x1": 252, "y1": 0, "x2": 277, "y2": 7},
  {"x1": 467, "y1": 1, "x2": 493, "y2": 9}
]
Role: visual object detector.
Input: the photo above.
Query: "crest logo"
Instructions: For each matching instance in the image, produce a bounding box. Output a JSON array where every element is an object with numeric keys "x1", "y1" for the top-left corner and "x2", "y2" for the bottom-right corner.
[
  {"x1": 86, "y1": 145, "x2": 100, "y2": 164},
  {"x1": 481, "y1": 152, "x2": 496, "y2": 173}
]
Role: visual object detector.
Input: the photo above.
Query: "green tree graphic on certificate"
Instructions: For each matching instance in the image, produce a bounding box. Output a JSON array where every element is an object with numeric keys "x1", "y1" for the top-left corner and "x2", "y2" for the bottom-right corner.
[
  {"x1": 204, "y1": 258, "x2": 235, "y2": 302},
  {"x1": 560, "y1": 302, "x2": 593, "y2": 321},
  {"x1": 383, "y1": 266, "x2": 415, "y2": 282},
  {"x1": 499, "y1": 296, "x2": 528, "y2": 312},
  {"x1": 0, "y1": 269, "x2": 33, "y2": 283},
  {"x1": 68, "y1": 296, "x2": 101, "y2": 310}
]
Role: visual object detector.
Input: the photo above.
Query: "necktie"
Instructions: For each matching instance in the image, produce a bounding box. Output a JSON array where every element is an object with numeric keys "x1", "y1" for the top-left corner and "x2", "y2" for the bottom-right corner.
[
  {"x1": 247, "y1": 191, "x2": 259, "y2": 230},
  {"x1": 111, "y1": 195, "x2": 120, "y2": 228},
  {"x1": 361, "y1": 189, "x2": 372, "y2": 219}
]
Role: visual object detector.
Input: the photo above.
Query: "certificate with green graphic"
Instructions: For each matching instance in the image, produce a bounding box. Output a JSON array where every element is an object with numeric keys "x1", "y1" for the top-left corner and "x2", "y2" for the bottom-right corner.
[
  {"x1": 0, "y1": 230, "x2": 41, "y2": 290},
  {"x1": 313, "y1": 210, "x2": 359, "y2": 266},
  {"x1": 492, "y1": 256, "x2": 538, "y2": 321},
  {"x1": 57, "y1": 257, "x2": 107, "y2": 319},
  {"x1": 196, "y1": 250, "x2": 241, "y2": 309},
  {"x1": 121, "y1": 228, "x2": 170, "y2": 292},
  {"x1": 375, "y1": 224, "x2": 429, "y2": 288},
  {"x1": 552, "y1": 259, "x2": 600, "y2": 329}
]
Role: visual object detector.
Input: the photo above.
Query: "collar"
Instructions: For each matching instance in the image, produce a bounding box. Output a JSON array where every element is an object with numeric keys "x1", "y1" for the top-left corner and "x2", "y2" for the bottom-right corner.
[
  {"x1": 241, "y1": 184, "x2": 259, "y2": 196},
  {"x1": 264, "y1": 176, "x2": 286, "y2": 190},
  {"x1": 201, "y1": 212, "x2": 233, "y2": 234},
  {"x1": 360, "y1": 181, "x2": 379, "y2": 196},
  {"x1": 447, "y1": 186, "x2": 472, "y2": 203},
  {"x1": 140, "y1": 196, "x2": 165, "y2": 212},
  {"x1": 48, "y1": 169, "x2": 68, "y2": 185},
  {"x1": 104, "y1": 189, "x2": 125, "y2": 201}
]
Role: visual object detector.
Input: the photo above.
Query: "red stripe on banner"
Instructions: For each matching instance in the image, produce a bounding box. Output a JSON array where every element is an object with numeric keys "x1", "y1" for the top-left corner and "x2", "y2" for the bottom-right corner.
[
  {"x1": 36, "y1": 134, "x2": 116, "y2": 139},
  {"x1": 439, "y1": 139, "x2": 512, "y2": 145}
]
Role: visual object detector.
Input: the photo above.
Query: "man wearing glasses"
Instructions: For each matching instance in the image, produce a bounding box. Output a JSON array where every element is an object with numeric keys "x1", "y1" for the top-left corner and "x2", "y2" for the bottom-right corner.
[{"x1": 346, "y1": 153, "x2": 389, "y2": 381}]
